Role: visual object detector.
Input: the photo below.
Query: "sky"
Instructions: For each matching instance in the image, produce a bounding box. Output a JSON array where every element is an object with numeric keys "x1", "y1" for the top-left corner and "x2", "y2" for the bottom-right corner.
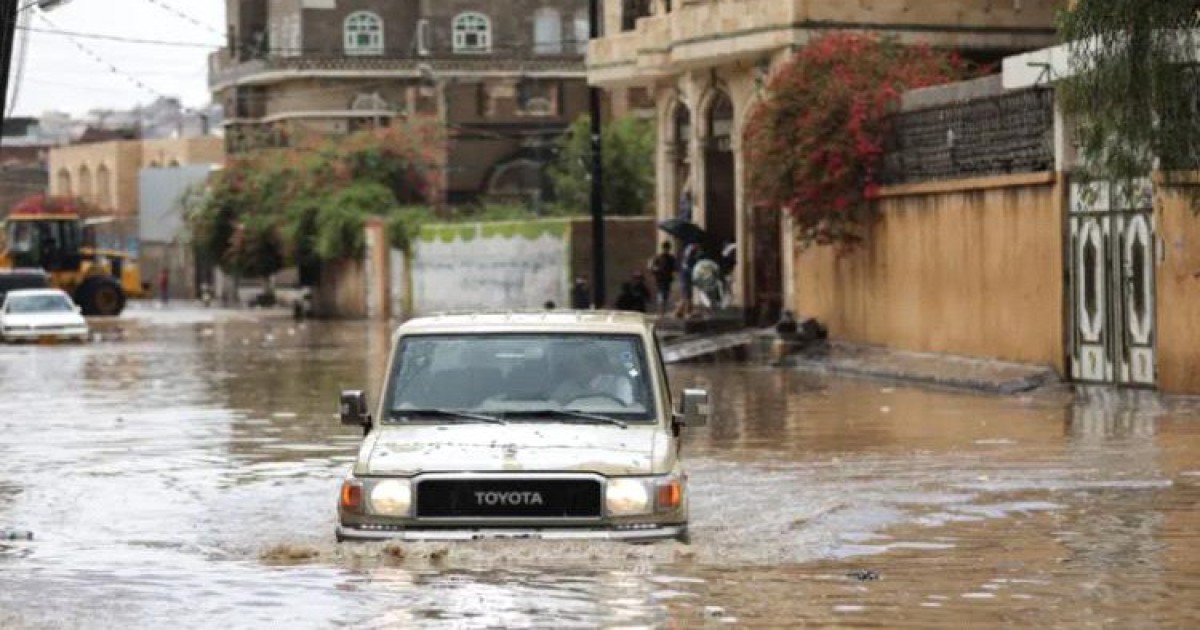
[{"x1": 9, "y1": 0, "x2": 226, "y2": 117}]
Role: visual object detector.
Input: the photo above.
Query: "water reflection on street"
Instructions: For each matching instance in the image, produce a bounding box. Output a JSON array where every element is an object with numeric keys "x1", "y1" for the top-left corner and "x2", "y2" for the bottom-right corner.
[{"x1": 1, "y1": 308, "x2": 1198, "y2": 628}]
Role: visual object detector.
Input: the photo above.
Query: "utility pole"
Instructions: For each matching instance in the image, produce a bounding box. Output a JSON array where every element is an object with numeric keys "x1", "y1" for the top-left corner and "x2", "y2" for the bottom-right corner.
[
  {"x1": 1, "y1": 1, "x2": 70, "y2": 136},
  {"x1": 588, "y1": 0, "x2": 606, "y2": 308},
  {"x1": 0, "y1": 0, "x2": 19, "y2": 135}
]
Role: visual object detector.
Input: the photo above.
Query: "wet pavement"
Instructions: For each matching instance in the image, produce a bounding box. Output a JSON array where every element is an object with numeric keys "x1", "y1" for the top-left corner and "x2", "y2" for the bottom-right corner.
[{"x1": 1, "y1": 305, "x2": 1198, "y2": 628}]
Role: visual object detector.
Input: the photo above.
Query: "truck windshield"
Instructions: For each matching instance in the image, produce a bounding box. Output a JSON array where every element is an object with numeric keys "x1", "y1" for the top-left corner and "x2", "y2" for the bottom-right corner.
[{"x1": 384, "y1": 333, "x2": 657, "y2": 422}]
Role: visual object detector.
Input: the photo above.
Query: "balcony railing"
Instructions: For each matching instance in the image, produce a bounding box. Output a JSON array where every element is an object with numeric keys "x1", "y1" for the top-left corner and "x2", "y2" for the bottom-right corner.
[{"x1": 210, "y1": 44, "x2": 588, "y2": 89}]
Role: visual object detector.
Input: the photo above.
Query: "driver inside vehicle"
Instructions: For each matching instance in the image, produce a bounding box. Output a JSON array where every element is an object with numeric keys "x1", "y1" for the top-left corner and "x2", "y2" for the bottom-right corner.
[{"x1": 549, "y1": 342, "x2": 634, "y2": 407}]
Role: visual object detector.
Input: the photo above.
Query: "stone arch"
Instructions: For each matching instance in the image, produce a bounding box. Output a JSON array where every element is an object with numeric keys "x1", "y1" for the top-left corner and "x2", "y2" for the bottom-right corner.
[
  {"x1": 486, "y1": 157, "x2": 544, "y2": 198},
  {"x1": 697, "y1": 87, "x2": 736, "y2": 252},
  {"x1": 77, "y1": 164, "x2": 94, "y2": 203},
  {"x1": 660, "y1": 95, "x2": 693, "y2": 221},
  {"x1": 96, "y1": 163, "x2": 112, "y2": 209},
  {"x1": 56, "y1": 168, "x2": 72, "y2": 197}
]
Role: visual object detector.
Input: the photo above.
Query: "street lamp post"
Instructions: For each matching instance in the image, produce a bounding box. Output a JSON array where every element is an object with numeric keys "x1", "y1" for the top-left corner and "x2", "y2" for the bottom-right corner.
[{"x1": 588, "y1": 0, "x2": 606, "y2": 308}]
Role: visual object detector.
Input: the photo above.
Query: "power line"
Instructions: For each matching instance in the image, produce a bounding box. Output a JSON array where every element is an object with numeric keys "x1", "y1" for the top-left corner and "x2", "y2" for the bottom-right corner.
[
  {"x1": 37, "y1": 13, "x2": 174, "y2": 104},
  {"x1": 16, "y1": 24, "x2": 221, "y2": 49},
  {"x1": 6, "y1": 4, "x2": 33, "y2": 116},
  {"x1": 139, "y1": 0, "x2": 224, "y2": 38}
]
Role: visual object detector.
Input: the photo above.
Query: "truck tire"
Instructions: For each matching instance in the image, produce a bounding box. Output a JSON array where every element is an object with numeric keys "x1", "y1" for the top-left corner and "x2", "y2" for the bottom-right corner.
[{"x1": 76, "y1": 278, "x2": 126, "y2": 317}]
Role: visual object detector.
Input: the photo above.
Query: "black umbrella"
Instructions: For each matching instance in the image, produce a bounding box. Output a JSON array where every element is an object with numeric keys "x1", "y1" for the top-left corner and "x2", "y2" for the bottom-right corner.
[{"x1": 657, "y1": 217, "x2": 708, "y2": 245}]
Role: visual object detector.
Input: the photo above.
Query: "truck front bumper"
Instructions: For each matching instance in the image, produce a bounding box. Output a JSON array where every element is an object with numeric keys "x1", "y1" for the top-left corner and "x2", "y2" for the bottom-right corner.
[{"x1": 336, "y1": 524, "x2": 687, "y2": 543}]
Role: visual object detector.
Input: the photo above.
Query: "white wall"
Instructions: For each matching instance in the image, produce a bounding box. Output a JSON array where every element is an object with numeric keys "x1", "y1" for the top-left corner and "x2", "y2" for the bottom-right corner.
[{"x1": 406, "y1": 222, "x2": 571, "y2": 316}]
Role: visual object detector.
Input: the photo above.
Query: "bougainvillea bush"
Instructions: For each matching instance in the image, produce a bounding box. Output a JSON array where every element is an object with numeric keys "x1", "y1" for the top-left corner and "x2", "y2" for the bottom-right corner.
[
  {"x1": 9, "y1": 194, "x2": 100, "y2": 217},
  {"x1": 188, "y1": 117, "x2": 444, "y2": 277},
  {"x1": 743, "y1": 33, "x2": 968, "y2": 248}
]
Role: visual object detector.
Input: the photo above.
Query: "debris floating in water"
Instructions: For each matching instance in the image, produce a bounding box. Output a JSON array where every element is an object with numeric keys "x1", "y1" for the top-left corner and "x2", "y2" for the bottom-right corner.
[{"x1": 846, "y1": 569, "x2": 880, "y2": 581}]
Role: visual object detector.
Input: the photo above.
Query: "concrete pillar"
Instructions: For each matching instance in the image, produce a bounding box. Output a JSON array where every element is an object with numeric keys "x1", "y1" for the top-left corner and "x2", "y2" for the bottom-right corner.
[{"x1": 364, "y1": 217, "x2": 390, "y2": 320}]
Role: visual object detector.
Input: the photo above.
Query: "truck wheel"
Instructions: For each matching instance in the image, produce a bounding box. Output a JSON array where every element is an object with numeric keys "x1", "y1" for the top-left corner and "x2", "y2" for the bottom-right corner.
[{"x1": 77, "y1": 278, "x2": 126, "y2": 317}]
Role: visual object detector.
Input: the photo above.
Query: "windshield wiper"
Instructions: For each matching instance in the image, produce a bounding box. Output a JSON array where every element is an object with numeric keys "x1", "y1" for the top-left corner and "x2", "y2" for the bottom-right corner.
[
  {"x1": 389, "y1": 409, "x2": 507, "y2": 425},
  {"x1": 504, "y1": 409, "x2": 628, "y2": 429}
]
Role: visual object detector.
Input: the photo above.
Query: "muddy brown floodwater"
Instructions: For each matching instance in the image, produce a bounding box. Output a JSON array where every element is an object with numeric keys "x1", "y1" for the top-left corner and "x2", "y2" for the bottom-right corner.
[{"x1": 1, "y1": 307, "x2": 1199, "y2": 629}]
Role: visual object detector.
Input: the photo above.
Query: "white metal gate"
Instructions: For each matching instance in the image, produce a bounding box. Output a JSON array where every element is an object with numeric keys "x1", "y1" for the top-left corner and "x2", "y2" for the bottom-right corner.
[{"x1": 1068, "y1": 179, "x2": 1157, "y2": 387}]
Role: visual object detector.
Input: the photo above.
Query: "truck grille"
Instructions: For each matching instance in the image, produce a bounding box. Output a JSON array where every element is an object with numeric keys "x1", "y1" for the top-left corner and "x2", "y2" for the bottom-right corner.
[{"x1": 415, "y1": 478, "x2": 602, "y2": 519}]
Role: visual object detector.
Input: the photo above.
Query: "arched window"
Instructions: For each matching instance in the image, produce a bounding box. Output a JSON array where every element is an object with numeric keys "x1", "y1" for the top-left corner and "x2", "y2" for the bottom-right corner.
[
  {"x1": 344, "y1": 11, "x2": 384, "y2": 56},
  {"x1": 533, "y1": 8, "x2": 562, "y2": 55},
  {"x1": 707, "y1": 91, "x2": 734, "y2": 151},
  {"x1": 56, "y1": 168, "x2": 72, "y2": 197},
  {"x1": 350, "y1": 92, "x2": 390, "y2": 111},
  {"x1": 453, "y1": 12, "x2": 491, "y2": 53},
  {"x1": 96, "y1": 164, "x2": 112, "y2": 208},
  {"x1": 573, "y1": 9, "x2": 590, "y2": 54},
  {"x1": 77, "y1": 165, "x2": 93, "y2": 203}
]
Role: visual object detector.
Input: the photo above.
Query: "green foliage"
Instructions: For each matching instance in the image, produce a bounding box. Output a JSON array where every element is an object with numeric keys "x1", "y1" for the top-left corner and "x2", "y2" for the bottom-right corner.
[
  {"x1": 1059, "y1": 1, "x2": 1200, "y2": 188},
  {"x1": 743, "y1": 33, "x2": 967, "y2": 248},
  {"x1": 184, "y1": 118, "x2": 444, "y2": 277},
  {"x1": 386, "y1": 206, "x2": 436, "y2": 251},
  {"x1": 314, "y1": 182, "x2": 400, "y2": 260},
  {"x1": 548, "y1": 115, "x2": 655, "y2": 216},
  {"x1": 225, "y1": 214, "x2": 285, "y2": 278}
]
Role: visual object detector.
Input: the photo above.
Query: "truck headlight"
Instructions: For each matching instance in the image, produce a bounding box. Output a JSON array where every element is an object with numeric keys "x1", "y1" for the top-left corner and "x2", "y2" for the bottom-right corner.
[
  {"x1": 369, "y1": 479, "x2": 413, "y2": 517},
  {"x1": 606, "y1": 479, "x2": 651, "y2": 516}
]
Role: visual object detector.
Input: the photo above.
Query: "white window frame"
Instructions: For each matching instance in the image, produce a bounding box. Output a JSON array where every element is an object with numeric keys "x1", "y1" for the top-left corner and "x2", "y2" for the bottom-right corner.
[
  {"x1": 574, "y1": 9, "x2": 590, "y2": 54},
  {"x1": 452, "y1": 12, "x2": 492, "y2": 54},
  {"x1": 533, "y1": 8, "x2": 562, "y2": 55},
  {"x1": 416, "y1": 19, "x2": 431, "y2": 56},
  {"x1": 344, "y1": 11, "x2": 384, "y2": 56}
]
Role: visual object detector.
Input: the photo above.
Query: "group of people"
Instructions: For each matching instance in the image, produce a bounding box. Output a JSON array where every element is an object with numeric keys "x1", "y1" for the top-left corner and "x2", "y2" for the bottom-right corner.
[{"x1": 606, "y1": 238, "x2": 734, "y2": 318}]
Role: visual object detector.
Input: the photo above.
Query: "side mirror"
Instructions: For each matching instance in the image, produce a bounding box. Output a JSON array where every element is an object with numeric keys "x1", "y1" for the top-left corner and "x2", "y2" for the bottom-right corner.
[
  {"x1": 675, "y1": 388, "x2": 710, "y2": 427},
  {"x1": 340, "y1": 390, "x2": 372, "y2": 429}
]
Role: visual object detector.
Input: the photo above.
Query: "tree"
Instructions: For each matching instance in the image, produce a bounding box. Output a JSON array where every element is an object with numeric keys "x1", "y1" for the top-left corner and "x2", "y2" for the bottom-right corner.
[
  {"x1": 743, "y1": 33, "x2": 967, "y2": 248},
  {"x1": 548, "y1": 115, "x2": 655, "y2": 216},
  {"x1": 1059, "y1": 1, "x2": 1200, "y2": 187},
  {"x1": 186, "y1": 118, "x2": 443, "y2": 277}
]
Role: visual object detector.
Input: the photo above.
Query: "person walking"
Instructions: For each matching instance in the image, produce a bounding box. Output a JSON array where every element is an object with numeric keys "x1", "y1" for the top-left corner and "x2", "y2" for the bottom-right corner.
[
  {"x1": 157, "y1": 269, "x2": 169, "y2": 306},
  {"x1": 674, "y1": 242, "x2": 701, "y2": 319},
  {"x1": 649, "y1": 241, "x2": 677, "y2": 317}
]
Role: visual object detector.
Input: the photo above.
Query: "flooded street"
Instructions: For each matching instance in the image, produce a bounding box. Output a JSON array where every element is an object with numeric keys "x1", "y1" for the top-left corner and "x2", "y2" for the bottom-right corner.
[{"x1": 2, "y1": 307, "x2": 1199, "y2": 629}]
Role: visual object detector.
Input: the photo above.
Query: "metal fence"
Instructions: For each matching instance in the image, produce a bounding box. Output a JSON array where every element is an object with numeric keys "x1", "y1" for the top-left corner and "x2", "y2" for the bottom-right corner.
[{"x1": 881, "y1": 88, "x2": 1055, "y2": 185}]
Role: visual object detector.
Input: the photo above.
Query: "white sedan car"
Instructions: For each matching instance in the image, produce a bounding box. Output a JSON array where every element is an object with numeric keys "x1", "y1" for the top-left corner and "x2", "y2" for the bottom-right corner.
[{"x1": 0, "y1": 289, "x2": 89, "y2": 343}]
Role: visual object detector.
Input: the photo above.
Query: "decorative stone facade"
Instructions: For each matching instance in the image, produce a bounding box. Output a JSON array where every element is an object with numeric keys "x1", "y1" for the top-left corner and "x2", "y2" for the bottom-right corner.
[
  {"x1": 587, "y1": 0, "x2": 1065, "y2": 313},
  {"x1": 214, "y1": 0, "x2": 594, "y2": 203}
]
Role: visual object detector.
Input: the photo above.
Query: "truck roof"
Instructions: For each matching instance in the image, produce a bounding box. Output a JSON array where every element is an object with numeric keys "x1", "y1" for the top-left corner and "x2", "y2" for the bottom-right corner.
[{"x1": 396, "y1": 310, "x2": 652, "y2": 336}]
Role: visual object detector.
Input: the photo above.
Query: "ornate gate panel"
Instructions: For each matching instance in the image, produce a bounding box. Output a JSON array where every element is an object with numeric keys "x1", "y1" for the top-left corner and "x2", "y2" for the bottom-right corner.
[{"x1": 1068, "y1": 179, "x2": 1157, "y2": 387}]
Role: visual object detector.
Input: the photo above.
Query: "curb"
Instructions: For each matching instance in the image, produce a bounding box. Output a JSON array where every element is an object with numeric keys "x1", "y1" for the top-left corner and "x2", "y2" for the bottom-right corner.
[{"x1": 784, "y1": 355, "x2": 1061, "y2": 395}]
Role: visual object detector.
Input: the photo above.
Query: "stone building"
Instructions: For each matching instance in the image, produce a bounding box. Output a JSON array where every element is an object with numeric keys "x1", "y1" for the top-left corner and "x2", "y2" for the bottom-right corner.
[
  {"x1": 211, "y1": 0, "x2": 597, "y2": 204},
  {"x1": 587, "y1": 0, "x2": 1065, "y2": 320},
  {"x1": 48, "y1": 137, "x2": 225, "y2": 216},
  {"x1": 1, "y1": 117, "x2": 57, "y2": 216},
  {"x1": 45, "y1": 137, "x2": 225, "y2": 299}
]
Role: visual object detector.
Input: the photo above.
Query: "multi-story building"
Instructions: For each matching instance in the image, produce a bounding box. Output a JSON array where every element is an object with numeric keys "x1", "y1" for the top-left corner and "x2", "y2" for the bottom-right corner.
[
  {"x1": 1, "y1": 118, "x2": 57, "y2": 217},
  {"x1": 211, "y1": 0, "x2": 596, "y2": 204},
  {"x1": 587, "y1": 0, "x2": 1065, "y2": 317}
]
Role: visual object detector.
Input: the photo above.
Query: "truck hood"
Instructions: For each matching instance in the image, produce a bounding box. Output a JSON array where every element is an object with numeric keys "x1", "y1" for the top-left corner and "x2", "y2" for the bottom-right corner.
[{"x1": 363, "y1": 423, "x2": 663, "y2": 476}]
